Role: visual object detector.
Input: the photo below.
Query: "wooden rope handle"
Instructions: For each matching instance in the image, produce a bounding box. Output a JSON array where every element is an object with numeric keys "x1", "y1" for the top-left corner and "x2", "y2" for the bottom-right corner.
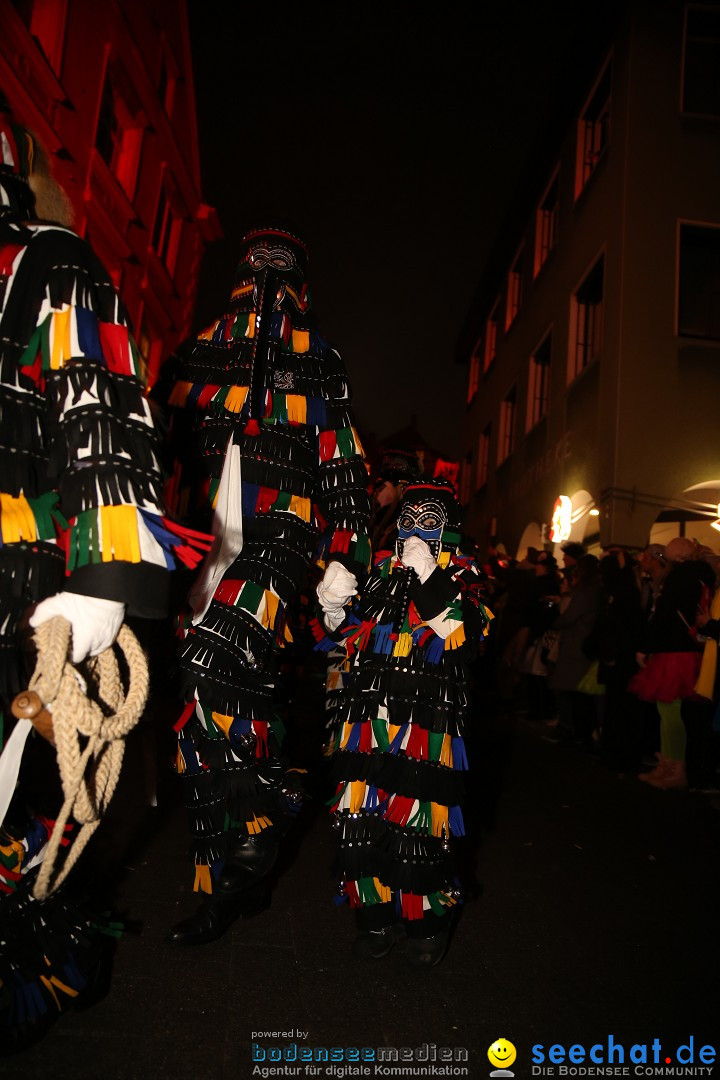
[
  {"x1": 10, "y1": 690, "x2": 55, "y2": 745},
  {"x1": 15, "y1": 616, "x2": 150, "y2": 901}
]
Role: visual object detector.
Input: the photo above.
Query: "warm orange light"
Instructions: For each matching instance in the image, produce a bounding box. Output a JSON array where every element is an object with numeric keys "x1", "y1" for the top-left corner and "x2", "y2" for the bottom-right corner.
[{"x1": 549, "y1": 495, "x2": 572, "y2": 542}]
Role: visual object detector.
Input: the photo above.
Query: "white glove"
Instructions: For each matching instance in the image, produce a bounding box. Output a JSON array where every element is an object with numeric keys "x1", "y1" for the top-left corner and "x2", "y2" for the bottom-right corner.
[
  {"x1": 30, "y1": 592, "x2": 126, "y2": 664},
  {"x1": 317, "y1": 562, "x2": 358, "y2": 631},
  {"x1": 400, "y1": 536, "x2": 438, "y2": 583}
]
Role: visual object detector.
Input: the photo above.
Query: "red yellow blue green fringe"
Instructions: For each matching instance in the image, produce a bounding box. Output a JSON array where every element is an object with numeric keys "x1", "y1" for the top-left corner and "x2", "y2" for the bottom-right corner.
[
  {"x1": 19, "y1": 304, "x2": 141, "y2": 382},
  {"x1": 343, "y1": 878, "x2": 458, "y2": 919}
]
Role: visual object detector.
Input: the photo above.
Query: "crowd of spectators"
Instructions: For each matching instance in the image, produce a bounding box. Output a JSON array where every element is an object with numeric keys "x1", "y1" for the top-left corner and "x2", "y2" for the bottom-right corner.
[{"x1": 479, "y1": 535, "x2": 720, "y2": 795}]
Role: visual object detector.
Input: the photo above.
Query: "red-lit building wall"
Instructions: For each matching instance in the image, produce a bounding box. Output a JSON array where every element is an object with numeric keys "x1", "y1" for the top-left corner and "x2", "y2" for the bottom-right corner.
[{"x1": 0, "y1": 0, "x2": 220, "y2": 385}]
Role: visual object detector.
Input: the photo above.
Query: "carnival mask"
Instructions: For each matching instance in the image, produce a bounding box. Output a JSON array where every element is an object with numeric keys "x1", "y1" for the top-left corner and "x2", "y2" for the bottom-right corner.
[
  {"x1": 394, "y1": 478, "x2": 462, "y2": 564},
  {"x1": 231, "y1": 225, "x2": 311, "y2": 323},
  {"x1": 396, "y1": 500, "x2": 447, "y2": 563}
]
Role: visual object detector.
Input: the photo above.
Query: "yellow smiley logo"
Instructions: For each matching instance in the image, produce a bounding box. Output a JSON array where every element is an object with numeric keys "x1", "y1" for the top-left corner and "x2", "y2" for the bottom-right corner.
[{"x1": 488, "y1": 1039, "x2": 517, "y2": 1069}]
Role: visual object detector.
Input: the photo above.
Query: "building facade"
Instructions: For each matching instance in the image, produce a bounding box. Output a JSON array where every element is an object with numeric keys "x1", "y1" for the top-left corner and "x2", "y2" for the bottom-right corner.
[
  {"x1": 1, "y1": 0, "x2": 219, "y2": 385},
  {"x1": 457, "y1": 0, "x2": 720, "y2": 558}
]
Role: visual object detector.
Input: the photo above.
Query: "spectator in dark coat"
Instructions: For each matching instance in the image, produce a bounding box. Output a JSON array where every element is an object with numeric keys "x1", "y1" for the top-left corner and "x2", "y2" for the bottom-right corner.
[{"x1": 548, "y1": 554, "x2": 602, "y2": 746}]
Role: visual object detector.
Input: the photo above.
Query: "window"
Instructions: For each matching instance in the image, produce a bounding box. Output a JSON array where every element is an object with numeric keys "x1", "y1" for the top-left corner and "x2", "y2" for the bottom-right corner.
[
  {"x1": 152, "y1": 180, "x2": 183, "y2": 274},
  {"x1": 534, "y1": 172, "x2": 559, "y2": 276},
  {"x1": 505, "y1": 247, "x2": 524, "y2": 330},
  {"x1": 158, "y1": 45, "x2": 178, "y2": 117},
  {"x1": 12, "y1": 0, "x2": 66, "y2": 71},
  {"x1": 484, "y1": 300, "x2": 500, "y2": 371},
  {"x1": 476, "y1": 424, "x2": 491, "y2": 489},
  {"x1": 497, "y1": 387, "x2": 516, "y2": 464},
  {"x1": 575, "y1": 61, "x2": 611, "y2": 197},
  {"x1": 678, "y1": 224, "x2": 720, "y2": 340},
  {"x1": 683, "y1": 5, "x2": 720, "y2": 116},
  {"x1": 527, "y1": 332, "x2": 552, "y2": 429},
  {"x1": 467, "y1": 345, "x2": 481, "y2": 405},
  {"x1": 569, "y1": 256, "x2": 604, "y2": 381},
  {"x1": 95, "y1": 64, "x2": 144, "y2": 198},
  {"x1": 460, "y1": 449, "x2": 473, "y2": 505}
]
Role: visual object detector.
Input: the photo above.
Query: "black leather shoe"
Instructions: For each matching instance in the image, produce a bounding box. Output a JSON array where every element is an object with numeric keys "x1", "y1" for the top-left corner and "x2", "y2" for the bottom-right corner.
[
  {"x1": 216, "y1": 832, "x2": 279, "y2": 892},
  {"x1": 351, "y1": 923, "x2": 404, "y2": 960},
  {"x1": 166, "y1": 880, "x2": 270, "y2": 947},
  {"x1": 399, "y1": 925, "x2": 452, "y2": 967},
  {"x1": 399, "y1": 932, "x2": 449, "y2": 967}
]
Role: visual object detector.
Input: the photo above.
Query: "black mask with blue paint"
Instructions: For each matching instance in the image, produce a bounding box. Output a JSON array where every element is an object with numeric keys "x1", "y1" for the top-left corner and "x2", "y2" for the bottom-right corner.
[{"x1": 395, "y1": 479, "x2": 462, "y2": 564}]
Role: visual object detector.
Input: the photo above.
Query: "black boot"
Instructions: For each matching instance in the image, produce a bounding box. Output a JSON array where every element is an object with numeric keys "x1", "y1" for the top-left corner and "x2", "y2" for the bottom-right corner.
[
  {"x1": 398, "y1": 908, "x2": 458, "y2": 968},
  {"x1": 398, "y1": 928, "x2": 450, "y2": 967},
  {"x1": 165, "y1": 878, "x2": 271, "y2": 947},
  {"x1": 352, "y1": 923, "x2": 404, "y2": 960},
  {"x1": 216, "y1": 830, "x2": 279, "y2": 892}
]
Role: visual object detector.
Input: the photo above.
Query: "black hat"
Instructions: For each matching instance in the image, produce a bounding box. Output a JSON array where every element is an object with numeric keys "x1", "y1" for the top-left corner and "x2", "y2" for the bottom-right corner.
[
  {"x1": 561, "y1": 541, "x2": 585, "y2": 560},
  {"x1": 375, "y1": 448, "x2": 421, "y2": 487}
]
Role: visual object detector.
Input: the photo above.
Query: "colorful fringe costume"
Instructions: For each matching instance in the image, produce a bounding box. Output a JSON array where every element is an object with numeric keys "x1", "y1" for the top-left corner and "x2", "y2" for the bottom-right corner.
[
  {"x1": 164, "y1": 224, "x2": 371, "y2": 895},
  {"x1": 313, "y1": 480, "x2": 492, "y2": 938},
  {"x1": 0, "y1": 114, "x2": 203, "y2": 1041}
]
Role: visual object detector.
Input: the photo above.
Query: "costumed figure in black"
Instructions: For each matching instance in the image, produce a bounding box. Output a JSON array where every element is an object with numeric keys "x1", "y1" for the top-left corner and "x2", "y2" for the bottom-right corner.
[
  {"x1": 323, "y1": 448, "x2": 422, "y2": 752},
  {"x1": 312, "y1": 479, "x2": 492, "y2": 965},
  {"x1": 163, "y1": 223, "x2": 371, "y2": 945},
  {"x1": 0, "y1": 108, "x2": 206, "y2": 1049}
]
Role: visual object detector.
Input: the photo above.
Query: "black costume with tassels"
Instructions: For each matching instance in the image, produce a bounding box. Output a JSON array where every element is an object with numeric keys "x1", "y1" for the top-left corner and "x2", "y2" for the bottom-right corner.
[
  {"x1": 164, "y1": 225, "x2": 371, "y2": 907},
  {"x1": 0, "y1": 111, "x2": 205, "y2": 1044},
  {"x1": 312, "y1": 480, "x2": 492, "y2": 957}
]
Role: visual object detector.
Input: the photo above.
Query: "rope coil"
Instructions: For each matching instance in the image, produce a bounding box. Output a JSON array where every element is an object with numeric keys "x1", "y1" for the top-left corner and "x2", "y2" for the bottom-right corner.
[{"x1": 27, "y1": 616, "x2": 149, "y2": 900}]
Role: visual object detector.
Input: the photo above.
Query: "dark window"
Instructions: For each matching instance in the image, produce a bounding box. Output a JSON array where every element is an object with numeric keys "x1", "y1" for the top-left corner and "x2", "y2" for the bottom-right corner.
[
  {"x1": 683, "y1": 5, "x2": 720, "y2": 116},
  {"x1": 484, "y1": 300, "x2": 500, "y2": 371},
  {"x1": 460, "y1": 449, "x2": 473, "y2": 505},
  {"x1": 476, "y1": 424, "x2": 491, "y2": 489},
  {"x1": 535, "y1": 173, "x2": 559, "y2": 275},
  {"x1": 96, "y1": 77, "x2": 121, "y2": 170},
  {"x1": 576, "y1": 62, "x2": 611, "y2": 195},
  {"x1": 158, "y1": 51, "x2": 177, "y2": 116},
  {"x1": 498, "y1": 387, "x2": 516, "y2": 464},
  {"x1": 679, "y1": 224, "x2": 720, "y2": 340},
  {"x1": 570, "y1": 257, "x2": 604, "y2": 380},
  {"x1": 152, "y1": 186, "x2": 170, "y2": 255},
  {"x1": 151, "y1": 181, "x2": 183, "y2": 274},
  {"x1": 95, "y1": 67, "x2": 144, "y2": 197},
  {"x1": 505, "y1": 247, "x2": 524, "y2": 330},
  {"x1": 467, "y1": 347, "x2": 480, "y2": 405},
  {"x1": 528, "y1": 333, "x2": 552, "y2": 428}
]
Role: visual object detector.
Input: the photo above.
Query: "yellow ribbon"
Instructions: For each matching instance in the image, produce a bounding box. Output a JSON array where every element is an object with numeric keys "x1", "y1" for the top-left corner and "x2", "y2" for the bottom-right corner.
[{"x1": 0, "y1": 492, "x2": 37, "y2": 543}]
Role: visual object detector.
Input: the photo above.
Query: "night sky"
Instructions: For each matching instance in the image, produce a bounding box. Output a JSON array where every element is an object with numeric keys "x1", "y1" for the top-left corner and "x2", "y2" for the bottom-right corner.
[{"x1": 188, "y1": 3, "x2": 625, "y2": 462}]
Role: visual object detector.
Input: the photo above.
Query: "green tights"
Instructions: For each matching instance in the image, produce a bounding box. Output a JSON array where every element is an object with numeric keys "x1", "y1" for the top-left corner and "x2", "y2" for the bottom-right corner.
[{"x1": 656, "y1": 699, "x2": 686, "y2": 762}]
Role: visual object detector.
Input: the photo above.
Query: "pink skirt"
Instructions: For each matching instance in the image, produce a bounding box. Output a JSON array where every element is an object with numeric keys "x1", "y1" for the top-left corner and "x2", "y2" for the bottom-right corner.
[{"x1": 628, "y1": 651, "x2": 701, "y2": 704}]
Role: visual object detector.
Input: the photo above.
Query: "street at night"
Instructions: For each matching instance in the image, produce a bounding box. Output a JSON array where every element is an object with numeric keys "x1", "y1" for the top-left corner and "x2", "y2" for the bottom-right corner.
[
  {"x1": 2, "y1": 1, "x2": 720, "y2": 1074},
  {"x1": 11, "y1": 673, "x2": 720, "y2": 1078}
]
